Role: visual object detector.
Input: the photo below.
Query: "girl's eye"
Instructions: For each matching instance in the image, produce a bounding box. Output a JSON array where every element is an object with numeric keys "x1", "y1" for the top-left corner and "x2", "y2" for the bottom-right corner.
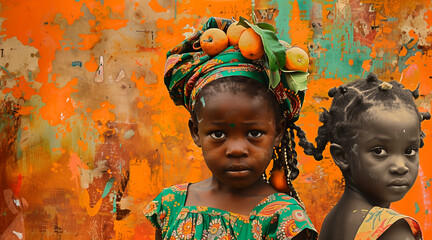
[
  {"x1": 248, "y1": 130, "x2": 263, "y2": 138},
  {"x1": 405, "y1": 148, "x2": 418, "y2": 157},
  {"x1": 371, "y1": 147, "x2": 388, "y2": 157},
  {"x1": 210, "y1": 131, "x2": 226, "y2": 139}
]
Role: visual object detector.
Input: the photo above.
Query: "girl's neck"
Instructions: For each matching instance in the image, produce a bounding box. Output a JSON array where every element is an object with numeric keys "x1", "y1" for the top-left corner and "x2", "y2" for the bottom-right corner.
[
  {"x1": 342, "y1": 183, "x2": 391, "y2": 209},
  {"x1": 206, "y1": 176, "x2": 276, "y2": 196}
]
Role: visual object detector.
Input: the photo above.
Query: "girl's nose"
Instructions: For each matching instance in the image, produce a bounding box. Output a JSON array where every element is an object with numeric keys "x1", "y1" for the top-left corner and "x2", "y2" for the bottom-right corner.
[
  {"x1": 389, "y1": 156, "x2": 409, "y2": 175},
  {"x1": 226, "y1": 139, "x2": 248, "y2": 157}
]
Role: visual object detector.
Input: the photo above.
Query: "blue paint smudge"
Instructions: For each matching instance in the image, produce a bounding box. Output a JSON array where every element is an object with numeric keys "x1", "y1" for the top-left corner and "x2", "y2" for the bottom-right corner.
[{"x1": 72, "y1": 61, "x2": 82, "y2": 68}]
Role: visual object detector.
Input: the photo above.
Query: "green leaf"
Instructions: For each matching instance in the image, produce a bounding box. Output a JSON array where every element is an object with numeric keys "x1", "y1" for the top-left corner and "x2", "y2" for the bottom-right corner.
[
  {"x1": 257, "y1": 22, "x2": 276, "y2": 32},
  {"x1": 237, "y1": 16, "x2": 251, "y2": 29},
  {"x1": 269, "y1": 70, "x2": 281, "y2": 88},
  {"x1": 285, "y1": 72, "x2": 309, "y2": 93}
]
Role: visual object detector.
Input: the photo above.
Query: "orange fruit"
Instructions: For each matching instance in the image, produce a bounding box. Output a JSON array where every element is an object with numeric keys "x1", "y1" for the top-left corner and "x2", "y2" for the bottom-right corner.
[
  {"x1": 238, "y1": 28, "x2": 265, "y2": 60},
  {"x1": 269, "y1": 169, "x2": 290, "y2": 192},
  {"x1": 284, "y1": 46, "x2": 309, "y2": 72},
  {"x1": 226, "y1": 22, "x2": 246, "y2": 46},
  {"x1": 200, "y1": 28, "x2": 228, "y2": 56}
]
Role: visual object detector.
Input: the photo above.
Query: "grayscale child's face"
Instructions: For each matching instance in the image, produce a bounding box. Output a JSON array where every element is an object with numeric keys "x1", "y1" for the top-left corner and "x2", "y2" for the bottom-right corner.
[
  {"x1": 191, "y1": 90, "x2": 283, "y2": 189},
  {"x1": 348, "y1": 106, "x2": 420, "y2": 205}
]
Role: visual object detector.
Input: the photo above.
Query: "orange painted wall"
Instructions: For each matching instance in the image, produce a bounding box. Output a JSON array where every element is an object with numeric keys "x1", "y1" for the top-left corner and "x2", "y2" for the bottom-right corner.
[{"x1": 0, "y1": 0, "x2": 431, "y2": 239}]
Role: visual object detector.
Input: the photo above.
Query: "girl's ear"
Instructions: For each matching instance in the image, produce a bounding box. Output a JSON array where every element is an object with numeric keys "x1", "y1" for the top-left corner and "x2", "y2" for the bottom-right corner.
[
  {"x1": 274, "y1": 118, "x2": 286, "y2": 147},
  {"x1": 188, "y1": 118, "x2": 201, "y2": 147},
  {"x1": 330, "y1": 143, "x2": 349, "y2": 171}
]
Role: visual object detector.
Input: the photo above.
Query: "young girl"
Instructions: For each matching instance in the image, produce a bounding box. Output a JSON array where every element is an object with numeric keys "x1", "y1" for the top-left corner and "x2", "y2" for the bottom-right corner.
[
  {"x1": 300, "y1": 73, "x2": 428, "y2": 240},
  {"x1": 143, "y1": 17, "x2": 318, "y2": 239}
]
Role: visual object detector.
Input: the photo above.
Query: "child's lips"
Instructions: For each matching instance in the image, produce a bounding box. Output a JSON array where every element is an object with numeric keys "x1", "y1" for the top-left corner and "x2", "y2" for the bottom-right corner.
[
  {"x1": 387, "y1": 179, "x2": 409, "y2": 191},
  {"x1": 225, "y1": 165, "x2": 251, "y2": 177}
]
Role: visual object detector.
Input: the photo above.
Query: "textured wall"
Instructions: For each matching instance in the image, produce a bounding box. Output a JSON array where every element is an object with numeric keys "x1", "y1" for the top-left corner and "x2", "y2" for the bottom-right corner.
[{"x1": 0, "y1": 0, "x2": 431, "y2": 239}]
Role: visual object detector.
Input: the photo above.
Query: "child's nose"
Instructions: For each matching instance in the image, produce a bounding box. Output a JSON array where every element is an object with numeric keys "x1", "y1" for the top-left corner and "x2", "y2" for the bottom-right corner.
[
  {"x1": 389, "y1": 156, "x2": 409, "y2": 175},
  {"x1": 226, "y1": 138, "x2": 248, "y2": 157}
]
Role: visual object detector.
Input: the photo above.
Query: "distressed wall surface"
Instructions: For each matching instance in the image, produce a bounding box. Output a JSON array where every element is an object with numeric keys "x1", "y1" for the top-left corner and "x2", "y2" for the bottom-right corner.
[{"x1": 0, "y1": 0, "x2": 432, "y2": 239}]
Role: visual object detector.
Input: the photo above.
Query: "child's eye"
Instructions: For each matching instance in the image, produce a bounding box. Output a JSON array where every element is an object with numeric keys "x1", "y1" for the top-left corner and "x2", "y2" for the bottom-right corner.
[
  {"x1": 210, "y1": 131, "x2": 226, "y2": 139},
  {"x1": 247, "y1": 130, "x2": 263, "y2": 138},
  {"x1": 371, "y1": 147, "x2": 388, "y2": 157},
  {"x1": 405, "y1": 148, "x2": 418, "y2": 157}
]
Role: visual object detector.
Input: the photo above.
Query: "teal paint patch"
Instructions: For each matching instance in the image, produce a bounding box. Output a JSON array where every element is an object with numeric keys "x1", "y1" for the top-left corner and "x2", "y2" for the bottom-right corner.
[
  {"x1": 274, "y1": 0, "x2": 294, "y2": 43},
  {"x1": 102, "y1": 177, "x2": 115, "y2": 198},
  {"x1": 426, "y1": 209, "x2": 429, "y2": 214},
  {"x1": 200, "y1": 97, "x2": 205, "y2": 107},
  {"x1": 229, "y1": 123, "x2": 235, "y2": 128},
  {"x1": 426, "y1": 179, "x2": 431, "y2": 187},
  {"x1": 398, "y1": 42, "x2": 422, "y2": 72},
  {"x1": 113, "y1": 191, "x2": 117, "y2": 213},
  {"x1": 72, "y1": 61, "x2": 82, "y2": 67},
  {"x1": 310, "y1": 5, "x2": 372, "y2": 80},
  {"x1": 415, "y1": 202, "x2": 420, "y2": 214},
  {"x1": 28, "y1": 70, "x2": 33, "y2": 82}
]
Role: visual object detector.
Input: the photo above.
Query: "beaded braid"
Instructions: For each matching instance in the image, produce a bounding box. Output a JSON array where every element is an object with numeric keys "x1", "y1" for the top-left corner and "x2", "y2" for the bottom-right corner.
[
  {"x1": 297, "y1": 73, "x2": 430, "y2": 160},
  {"x1": 269, "y1": 124, "x2": 303, "y2": 203}
]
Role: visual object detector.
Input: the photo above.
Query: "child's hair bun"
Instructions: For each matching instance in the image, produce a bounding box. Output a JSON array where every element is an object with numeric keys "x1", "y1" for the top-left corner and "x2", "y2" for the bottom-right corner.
[{"x1": 328, "y1": 87, "x2": 337, "y2": 97}]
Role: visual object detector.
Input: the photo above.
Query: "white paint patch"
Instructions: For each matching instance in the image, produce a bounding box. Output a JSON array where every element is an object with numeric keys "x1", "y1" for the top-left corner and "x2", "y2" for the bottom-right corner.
[
  {"x1": 115, "y1": 69, "x2": 126, "y2": 81},
  {"x1": 182, "y1": 24, "x2": 197, "y2": 38},
  {"x1": 94, "y1": 56, "x2": 104, "y2": 83},
  {"x1": 12, "y1": 231, "x2": 23, "y2": 239},
  {"x1": 13, "y1": 199, "x2": 20, "y2": 207}
]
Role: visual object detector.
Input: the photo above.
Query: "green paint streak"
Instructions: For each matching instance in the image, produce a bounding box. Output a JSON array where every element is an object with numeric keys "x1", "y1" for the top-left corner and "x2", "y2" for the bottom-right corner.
[
  {"x1": 229, "y1": 123, "x2": 235, "y2": 128},
  {"x1": 102, "y1": 177, "x2": 115, "y2": 198},
  {"x1": 414, "y1": 202, "x2": 420, "y2": 214},
  {"x1": 425, "y1": 209, "x2": 429, "y2": 214},
  {"x1": 426, "y1": 179, "x2": 430, "y2": 187}
]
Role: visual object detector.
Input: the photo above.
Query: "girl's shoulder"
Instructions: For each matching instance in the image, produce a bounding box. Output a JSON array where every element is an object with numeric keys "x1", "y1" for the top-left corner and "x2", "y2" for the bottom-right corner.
[
  {"x1": 354, "y1": 206, "x2": 422, "y2": 240},
  {"x1": 143, "y1": 183, "x2": 189, "y2": 230},
  {"x1": 253, "y1": 192, "x2": 305, "y2": 215}
]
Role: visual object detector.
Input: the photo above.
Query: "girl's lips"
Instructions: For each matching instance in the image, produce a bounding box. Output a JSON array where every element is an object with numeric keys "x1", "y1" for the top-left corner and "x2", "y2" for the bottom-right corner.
[
  {"x1": 225, "y1": 165, "x2": 251, "y2": 177},
  {"x1": 387, "y1": 179, "x2": 409, "y2": 192}
]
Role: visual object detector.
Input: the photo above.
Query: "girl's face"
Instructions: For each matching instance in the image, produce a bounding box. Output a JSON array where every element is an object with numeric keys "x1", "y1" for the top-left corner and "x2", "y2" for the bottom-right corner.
[
  {"x1": 348, "y1": 106, "x2": 420, "y2": 206},
  {"x1": 189, "y1": 90, "x2": 284, "y2": 189}
]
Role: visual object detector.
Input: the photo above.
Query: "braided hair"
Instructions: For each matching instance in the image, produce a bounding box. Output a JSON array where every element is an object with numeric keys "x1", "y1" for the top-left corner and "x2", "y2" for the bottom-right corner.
[
  {"x1": 191, "y1": 76, "x2": 305, "y2": 202},
  {"x1": 299, "y1": 73, "x2": 430, "y2": 161}
]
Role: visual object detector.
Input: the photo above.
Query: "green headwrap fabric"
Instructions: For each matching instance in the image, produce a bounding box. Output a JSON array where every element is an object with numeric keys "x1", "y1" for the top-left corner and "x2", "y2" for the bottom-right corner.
[{"x1": 164, "y1": 17, "x2": 305, "y2": 122}]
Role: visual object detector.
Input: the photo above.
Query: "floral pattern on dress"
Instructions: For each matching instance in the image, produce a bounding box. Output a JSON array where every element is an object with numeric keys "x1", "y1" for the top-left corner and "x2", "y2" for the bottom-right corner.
[
  {"x1": 144, "y1": 183, "x2": 317, "y2": 239},
  {"x1": 355, "y1": 206, "x2": 423, "y2": 240}
]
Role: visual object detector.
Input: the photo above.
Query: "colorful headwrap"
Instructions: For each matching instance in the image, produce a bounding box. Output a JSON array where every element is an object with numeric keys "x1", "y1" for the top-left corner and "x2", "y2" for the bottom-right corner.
[{"x1": 164, "y1": 17, "x2": 306, "y2": 123}]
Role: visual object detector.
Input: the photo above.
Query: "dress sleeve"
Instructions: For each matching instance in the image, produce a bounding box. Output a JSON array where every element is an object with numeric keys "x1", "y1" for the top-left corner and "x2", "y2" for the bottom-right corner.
[
  {"x1": 269, "y1": 203, "x2": 318, "y2": 240},
  {"x1": 143, "y1": 189, "x2": 167, "y2": 230}
]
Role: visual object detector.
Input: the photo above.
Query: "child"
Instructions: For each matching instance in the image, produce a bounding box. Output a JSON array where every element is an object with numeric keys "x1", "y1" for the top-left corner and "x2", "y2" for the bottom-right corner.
[
  {"x1": 300, "y1": 73, "x2": 427, "y2": 240},
  {"x1": 143, "y1": 17, "x2": 318, "y2": 239}
]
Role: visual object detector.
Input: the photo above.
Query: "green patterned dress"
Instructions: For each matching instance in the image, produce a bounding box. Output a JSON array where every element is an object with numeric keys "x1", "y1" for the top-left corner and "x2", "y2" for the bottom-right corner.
[{"x1": 144, "y1": 183, "x2": 317, "y2": 239}]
